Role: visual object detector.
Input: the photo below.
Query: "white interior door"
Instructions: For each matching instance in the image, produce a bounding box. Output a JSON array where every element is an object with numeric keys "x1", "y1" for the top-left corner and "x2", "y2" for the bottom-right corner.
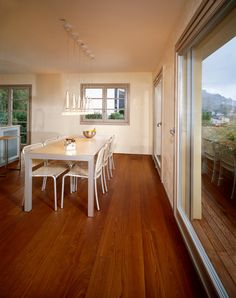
[{"x1": 153, "y1": 78, "x2": 162, "y2": 176}]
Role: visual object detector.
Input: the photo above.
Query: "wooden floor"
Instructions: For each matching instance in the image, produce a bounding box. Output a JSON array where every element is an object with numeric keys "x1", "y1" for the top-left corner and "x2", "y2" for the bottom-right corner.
[
  {"x1": 193, "y1": 174, "x2": 236, "y2": 297},
  {"x1": 0, "y1": 154, "x2": 206, "y2": 297}
]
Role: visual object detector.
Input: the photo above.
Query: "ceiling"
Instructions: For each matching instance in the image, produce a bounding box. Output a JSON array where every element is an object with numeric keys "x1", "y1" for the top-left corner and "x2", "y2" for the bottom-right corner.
[{"x1": 0, "y1": 0, "x2": 186, "y2": 74}]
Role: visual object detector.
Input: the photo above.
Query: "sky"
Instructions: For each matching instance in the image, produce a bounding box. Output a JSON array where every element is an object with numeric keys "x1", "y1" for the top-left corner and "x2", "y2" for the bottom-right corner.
[{"x1": 202, "y1": 36, "x2": 236, "y2": 101}]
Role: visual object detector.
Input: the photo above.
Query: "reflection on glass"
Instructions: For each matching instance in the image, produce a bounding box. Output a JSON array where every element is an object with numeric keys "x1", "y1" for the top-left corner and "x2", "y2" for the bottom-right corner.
[
  {"x1": 107, "y1": 88, "x2": 125, "y2": 99},
  {"x1": 192, "y1": 36, "x2": 236, "y2": 295}
]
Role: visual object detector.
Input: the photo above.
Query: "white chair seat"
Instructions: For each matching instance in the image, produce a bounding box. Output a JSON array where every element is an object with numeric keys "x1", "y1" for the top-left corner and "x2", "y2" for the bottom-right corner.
[
  {"x1": 32, "y1": 159, "x2": 44, "y2": 168},
  {"x1": 22, "y1": 142, "x2": 69, "y2": 211},
  {"x1": 65, "y1": 165, "x2": 88, "y2": 177},
  {"x1": 33, "y1": 164, "x2": 68, "y2": 177}
]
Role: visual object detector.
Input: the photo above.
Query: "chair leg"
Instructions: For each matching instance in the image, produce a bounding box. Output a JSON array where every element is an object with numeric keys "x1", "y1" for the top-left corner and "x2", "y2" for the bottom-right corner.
[
  {"x1": 103, "y1": 168, "x2": 108, "y2": 192},
  {"x1": 42, "y1": 177, "x2": 47, "y2": 191},
  {"x1": 53, "y1": 177, "x2": 57, "y2": 211},
  {"x1": 61, "y1": 175, "x2": 66, "y2": 208},
  {"x1": 106, "y1": 164, "x2": 110, "y2": 180},
  {"x1": 211, "y1": 158, "x2": 217, "y2": 183},
  {"x1": 217, "y1": 165, "x2": 223, "y2": 186},
  {"x1": 70, "y1": 176, "x2": 73, "y2": 193},
  {"x1": 109, "y1": 157, "x2": 113, "y2": 178},
  {"x1": 101, "y1": 174, "x2": 105, "y2": 194},
  {"x1": 112, "y1": 155, "x2": 115, "y2": 169},
  {"x1": 230, "y1": 171, "x2": 236, "y2": 199},
  {"x1": 94, "y1": 178, "x2": 100, "y2": 211},
  {"x1": 75, "y1": 177, "x2": 78, "y2": 192}
]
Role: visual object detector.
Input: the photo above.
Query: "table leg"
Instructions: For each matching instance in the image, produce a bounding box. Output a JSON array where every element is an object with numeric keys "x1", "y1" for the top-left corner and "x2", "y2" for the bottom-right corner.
[
  {"x1": 24, "y1": 154, "x2": 32, "y2": 211},
  {"x1": 88, "y1": 156, "x2": 94, "y2": 217}
]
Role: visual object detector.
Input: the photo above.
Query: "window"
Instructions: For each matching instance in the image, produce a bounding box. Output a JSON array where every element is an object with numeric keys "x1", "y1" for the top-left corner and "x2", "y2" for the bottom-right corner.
[
  {"x1": 80, "y1": 84, "x2": 129, "y2": 124},
  {"x1": 0, "y1": 85, "x2": 31, "y2": 145}
]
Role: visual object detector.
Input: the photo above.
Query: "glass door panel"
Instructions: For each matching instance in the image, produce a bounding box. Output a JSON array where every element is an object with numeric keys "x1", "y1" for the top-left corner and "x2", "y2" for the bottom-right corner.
[{"x1": 177, "y1": 8, "x2": 236, "y2": 295}]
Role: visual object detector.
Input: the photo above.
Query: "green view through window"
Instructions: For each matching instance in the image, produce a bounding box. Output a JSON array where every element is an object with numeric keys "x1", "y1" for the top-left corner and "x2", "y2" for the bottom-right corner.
[{"x1": 0, "y1": 85, "x2": 31, "y2": 145}]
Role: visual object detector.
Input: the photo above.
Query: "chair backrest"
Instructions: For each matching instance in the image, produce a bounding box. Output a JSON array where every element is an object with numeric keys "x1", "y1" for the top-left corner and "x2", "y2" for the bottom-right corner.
[
  {"x1": 109, "y1": 135, "x2": 115, "y2": 156},
  {"x1": 103, "y1": 140, "x2": 111, "y2": 165},
  {"x1": 22, "y1": 143, "x2": 43, "y2": 155},
  {"x1": 95, "y1": 146, "x2": 105, "y2": 175},
  {"x1": 57, "y1": 135, "x2": 67, "y2": 141},
  {"x1": 219, "y1": 144, "x2": 235, "y2": 170},
  {"x1": 203, "y1": 138, "x2": 219, "y2": 160},
  {"x1": 44, "y1": 137, "x2": 59, "y2": 146},
  {"x1": 22, "y1": 143, "x2": 44, "y2": 166}
]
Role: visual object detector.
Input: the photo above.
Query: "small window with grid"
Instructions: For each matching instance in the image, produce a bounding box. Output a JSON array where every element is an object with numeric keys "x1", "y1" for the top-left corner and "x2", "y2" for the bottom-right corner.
[{"x1": 80, "y1": 84, "x2": 129, "y2": 125}]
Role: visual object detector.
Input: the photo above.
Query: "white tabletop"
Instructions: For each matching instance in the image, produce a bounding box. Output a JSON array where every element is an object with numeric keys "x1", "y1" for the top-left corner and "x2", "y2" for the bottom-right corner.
[{"x1": 27, "y1": 136, "x2": 108, "y2": 160}]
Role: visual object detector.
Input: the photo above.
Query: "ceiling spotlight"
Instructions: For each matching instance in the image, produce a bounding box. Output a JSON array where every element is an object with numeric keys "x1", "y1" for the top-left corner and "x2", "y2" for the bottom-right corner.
[
  {"x1": 71, "y1": 32, "x2": 79, "y2": 39},
  {"x1": 81, "y1": 44, "x2": 88, "y2": 50},
  {"x1": 77, "y1": 39, "x2": 84, "y2": 46},
  {"x1": 60, "y1": 18, "x2": 95, "y2": 61},
  {"x1": 64, "y1": 22, "x2": 73, "y2": 32}
]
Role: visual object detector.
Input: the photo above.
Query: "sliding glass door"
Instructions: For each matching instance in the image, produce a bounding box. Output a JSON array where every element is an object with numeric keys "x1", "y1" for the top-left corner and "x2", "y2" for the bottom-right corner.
[{"x1": 176, "y1": 6, "x2": 236, "y2": 296}]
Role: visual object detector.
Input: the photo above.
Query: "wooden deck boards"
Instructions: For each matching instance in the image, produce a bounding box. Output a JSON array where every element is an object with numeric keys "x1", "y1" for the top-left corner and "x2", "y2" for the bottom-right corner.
[{"x1": 192, "y1": 174, "x2": 236, "y2": 297}]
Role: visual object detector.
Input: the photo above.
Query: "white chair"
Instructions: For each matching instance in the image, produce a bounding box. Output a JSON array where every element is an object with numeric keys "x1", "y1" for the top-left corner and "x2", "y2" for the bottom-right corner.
[
  {"x1": 108, "y1": 135, "x2": 116, "y2": 177},
  {"x1": 202, "y1": 138, "x2": 219, "y2": 182},
  {"x1": 22, "y1": 142, "x2": 69, "y2": 211},
  {"x1": 217, "y1": 145, "x2": 236, "y2": 199},
  {"x1": 102, "y1": 140, "x2": 111, "y2": 193},
  {"x1": 61, "y1": 146, "x2": 105, "y2": 210},
  {"x1": 21, "y1": 143, "x2": 45, "y2": 170},
  {"x1": 42, "y1": 136, "x2": 74, "y2": 188}
]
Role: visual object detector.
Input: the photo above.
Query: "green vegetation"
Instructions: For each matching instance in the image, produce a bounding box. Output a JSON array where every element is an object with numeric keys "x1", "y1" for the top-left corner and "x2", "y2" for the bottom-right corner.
[
  {"x1": 202, "y1": 111, "x2": 212, "y2": 126},
  {"x1": 0, "y1": 88, "x2": 29, "y2": 144},
  {"x1": 108, "y1": 111, "x2": 124, "y2": 120},
  {"x1": 202, "y1": 115, "x2": 236, "y2": 152},
  {"x1": 85, "y1": 112, "x2": 102, "y2": 119},
  {"x1": 85, "y1": 110, "x2": 125, "y2": 120}
]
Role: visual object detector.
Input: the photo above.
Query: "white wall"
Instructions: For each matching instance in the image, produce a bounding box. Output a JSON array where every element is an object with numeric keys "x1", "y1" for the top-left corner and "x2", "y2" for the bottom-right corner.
[{"x1": 0, "y1": 72, "x2": 153, "y2": 154}]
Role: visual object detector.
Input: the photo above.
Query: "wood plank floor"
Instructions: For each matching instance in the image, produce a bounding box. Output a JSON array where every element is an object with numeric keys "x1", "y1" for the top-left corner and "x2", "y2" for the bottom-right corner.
[
  {"x1": 192, "y1": 174, "x2": 236, "y2": 297},
  {"x1": 0, "y1": 154, "x2": 206, "y2": 297}
]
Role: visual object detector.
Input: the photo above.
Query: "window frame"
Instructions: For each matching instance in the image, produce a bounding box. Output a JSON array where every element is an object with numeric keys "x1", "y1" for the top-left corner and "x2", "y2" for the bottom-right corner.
[
  {"x1": 0, "y1": 84, "x2": 32, "y2": 145},
  {"x1": 80, "y1": 83, "x2": 130, "y2": 125}
]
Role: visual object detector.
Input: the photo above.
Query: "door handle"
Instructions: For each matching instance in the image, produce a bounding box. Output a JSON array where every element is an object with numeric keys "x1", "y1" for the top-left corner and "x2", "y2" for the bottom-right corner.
[
  {"x1": 169, "y1": 128, "x2": 175, "y2": 136},
  {"x1": 157, "y1": 122, "x2": 162, "y2": 127}
]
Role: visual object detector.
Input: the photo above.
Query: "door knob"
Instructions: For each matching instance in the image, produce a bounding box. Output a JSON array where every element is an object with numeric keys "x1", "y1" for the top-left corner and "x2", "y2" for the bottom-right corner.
[
  {"x1": 157, "y1": 122, "x2": 162, "y2": 127},
  {"x1": 169, "y1": 128, "x2": 175, "y2": 135}
]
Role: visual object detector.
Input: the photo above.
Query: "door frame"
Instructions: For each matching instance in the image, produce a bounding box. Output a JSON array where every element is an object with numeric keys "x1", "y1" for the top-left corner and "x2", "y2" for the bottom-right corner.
[{"x1": 153, "y1": 68, "x2": 164, "y2": 181}]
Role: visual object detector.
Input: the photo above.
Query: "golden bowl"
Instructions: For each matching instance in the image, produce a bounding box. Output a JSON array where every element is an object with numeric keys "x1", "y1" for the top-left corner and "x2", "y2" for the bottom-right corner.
[{"x1": 83, "y1": 130, "x2": 96, "y2": 138}]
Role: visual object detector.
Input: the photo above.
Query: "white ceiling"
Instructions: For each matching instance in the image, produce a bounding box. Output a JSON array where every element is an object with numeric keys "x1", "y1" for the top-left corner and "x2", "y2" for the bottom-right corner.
[{"x1": 0, "y1": 0, "x2": 186, "y2": 74}]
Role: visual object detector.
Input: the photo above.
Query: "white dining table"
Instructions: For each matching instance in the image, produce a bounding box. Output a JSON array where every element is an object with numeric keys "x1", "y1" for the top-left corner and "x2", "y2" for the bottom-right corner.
[{"x1": 24, "y1": 135, "x2": 109, "y2": 217}]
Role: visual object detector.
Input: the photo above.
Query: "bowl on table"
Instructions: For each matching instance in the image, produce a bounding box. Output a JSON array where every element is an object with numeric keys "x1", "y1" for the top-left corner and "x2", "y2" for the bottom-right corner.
[{"x1": 83, "y1": 130, "x2": 96, "y2": 138}]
